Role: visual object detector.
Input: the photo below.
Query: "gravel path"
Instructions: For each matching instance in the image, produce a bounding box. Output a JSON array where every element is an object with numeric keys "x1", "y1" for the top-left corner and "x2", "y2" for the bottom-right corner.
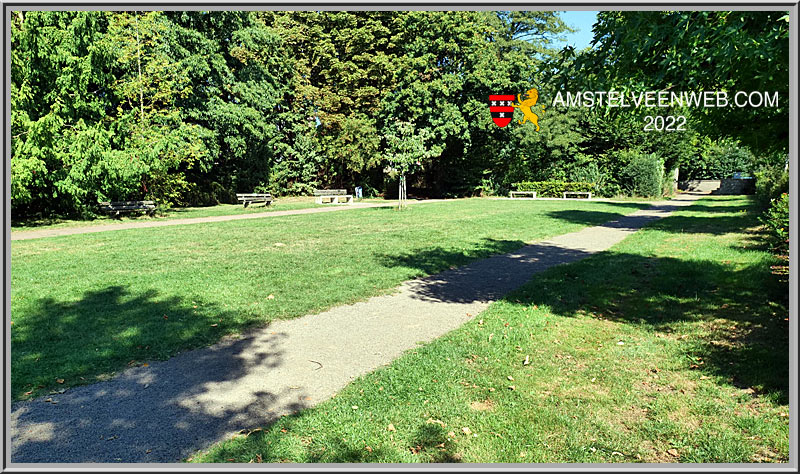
[
  {"x1": 10, "y1": 199, "x2": 447, "y2": 241},
  {"x1": 10, "y1": 194, "x2": 705, "y2": 464}
]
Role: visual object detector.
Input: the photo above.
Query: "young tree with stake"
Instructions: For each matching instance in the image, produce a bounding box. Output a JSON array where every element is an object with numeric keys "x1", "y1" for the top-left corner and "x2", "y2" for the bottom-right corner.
[{"x1": 383, "y1": 121, "x2": 433, "y2": 209}]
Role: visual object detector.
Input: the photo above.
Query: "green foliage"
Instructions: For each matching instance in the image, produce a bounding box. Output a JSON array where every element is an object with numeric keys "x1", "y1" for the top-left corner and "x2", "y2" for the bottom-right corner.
[
  {"x1": 382, "y1": 120, "x2": 434, "y2": 207},
  {"x1": 682, "y1": 138, "x2": 756, "y2": 180},
  {"x1": 383, "y1": 121, "x2": 433, "y2": 177},
  {"x1": 12, "y1": 10, "x2": 786, "y2": 217},
  {"x1": 758, "y1": 193, "x2": 789, "y2": 254},
  {"x1": 269, "y1": 126, "x2": 324, "y2": 195},
  {"x1": 384, "y1": 11, "x2": 570, "y2": 197},
  {"x1": 581, "y1": 11, "x2": 789, "y2": 156},
  {"x1": 565, "y1": 156, "x2": 613, "y2": 197},
  {"x1": 268, "y1": 11, "x2": 400, "y2": 187},
  {"x1": 513, "y1": 181, "x2": 595, "y2": 197},
  {"x1": 619, "y1": 152, "x2": 664, "y2": 198},
  {"x1": 754, "y1": 164, "x2": 789, "y2": 207},
  {"x1": 11, "y1": 11, "x2": 216, "y2": 215}
]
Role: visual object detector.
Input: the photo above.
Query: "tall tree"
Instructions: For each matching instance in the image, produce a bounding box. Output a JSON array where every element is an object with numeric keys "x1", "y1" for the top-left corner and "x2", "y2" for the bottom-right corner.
[
  {"x1": 579, "y1": 11, "x2": 789, "y2": 157},
  {"x1": 268, "y1": 11, "x2": 401, "y2": 189},
  {"x1": 166, "y1": 11, "x2": 296, "y2": 200}
]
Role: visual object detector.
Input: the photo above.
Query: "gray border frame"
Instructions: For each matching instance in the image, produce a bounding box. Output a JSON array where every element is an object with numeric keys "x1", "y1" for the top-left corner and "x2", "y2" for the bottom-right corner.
[{"x1": 3, "y1": 1, "x2": 797, "y2": 471}]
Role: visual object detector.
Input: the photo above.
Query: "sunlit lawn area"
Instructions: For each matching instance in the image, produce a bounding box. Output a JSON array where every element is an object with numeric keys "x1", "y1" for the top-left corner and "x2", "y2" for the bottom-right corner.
[
  {"x1": 188, "y1": 196, "x2": 789, "y2": 463},
  {"x1": 11, "y1": 198, "x2": 652, "y2": 401},
  {"x1": 10, "y1": 197, "x2": 340, "y2": 232}
]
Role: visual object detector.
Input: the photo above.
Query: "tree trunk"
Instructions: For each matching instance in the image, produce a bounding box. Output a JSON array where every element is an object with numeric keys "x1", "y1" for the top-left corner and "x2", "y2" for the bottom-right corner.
[
  {"x1": 670, "y1": 167, "x2": 679, "y2": 194},
  {"x1": 398, "y1": 175, "x2": 407, "y2": 209},
  {"x1": 134, "y1": 11, "x2": 144, "y2": 125}
]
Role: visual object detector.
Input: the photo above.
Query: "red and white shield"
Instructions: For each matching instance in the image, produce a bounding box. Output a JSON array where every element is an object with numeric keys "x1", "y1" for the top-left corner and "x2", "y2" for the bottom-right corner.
[{"x1": 489, "y1": 94, "x2": 515, "y2": 127}]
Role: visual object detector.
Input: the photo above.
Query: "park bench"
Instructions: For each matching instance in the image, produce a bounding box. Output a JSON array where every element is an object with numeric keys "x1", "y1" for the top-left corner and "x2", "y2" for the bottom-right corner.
[
  {"x1": 236, "y1": 193, "x2": 273, "y2": 208},
  {"x1": 314, "y1": 189, "x2": 353, "y2": 204},
  {"x1": 563, "y1": 191, "x2": 592, "y2": 199},
  {"x1": 509, "y1": 191, "x2": 537, "y2": 199},
  {"x1": 98, "y1": 201, "x2": 156, "y2": 217}
]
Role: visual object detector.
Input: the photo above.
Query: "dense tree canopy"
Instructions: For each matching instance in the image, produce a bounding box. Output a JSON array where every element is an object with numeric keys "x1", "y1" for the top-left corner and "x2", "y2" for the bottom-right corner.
[
  {"x1": 10, "y1": 10, "x2": 789, "y2": 218},
  {"x1": 578, "y1": 11, "x2": 789, "y2": 157}
]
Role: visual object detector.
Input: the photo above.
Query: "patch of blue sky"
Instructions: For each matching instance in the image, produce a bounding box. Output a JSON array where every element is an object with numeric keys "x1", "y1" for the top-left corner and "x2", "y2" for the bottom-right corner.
[{"x1": 552, "y1": 10, "x2": 599, "y2": 51}]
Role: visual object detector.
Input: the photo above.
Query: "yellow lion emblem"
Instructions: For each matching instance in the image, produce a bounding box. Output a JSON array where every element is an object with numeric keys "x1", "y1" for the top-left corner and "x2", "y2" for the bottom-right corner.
[{"x1": 513, "y1": 88, "x2": 545, "y2": 131}]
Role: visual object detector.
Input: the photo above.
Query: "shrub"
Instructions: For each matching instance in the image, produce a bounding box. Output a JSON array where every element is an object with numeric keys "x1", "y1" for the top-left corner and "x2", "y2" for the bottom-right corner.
[
  {"x1": 662, "y1": 167, "x2": 679, "y2": 197},
  {"x1": 620, "y1": 152, "x2": 663, "y2": 197},
  {"x1": 759, "y1": 193, "x2": 789, "y2": 254},
  {"x1": 513, "y1": 181, "x2": 595, "y2": 197},
  {"x1": 567, "y1": 159, "x2": 614, "y2": 197},
  {"x1": 603, "y1": 182, "x2": 623, "y2": 198},
  {"x1": 476, "y1": 177, "x2": 499, "y2": 197},
  {"x1": 755, "y1": 164, "x2": 789, "y2": 207},
  {"x1": 681, "y1": 139, "x2": 755, "y2": 179}
]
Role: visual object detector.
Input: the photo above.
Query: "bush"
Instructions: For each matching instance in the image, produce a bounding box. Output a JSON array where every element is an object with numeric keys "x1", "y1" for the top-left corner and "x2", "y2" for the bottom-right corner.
[
  {"x1": 620, "y1": 152, "x2": 663, "y2": 197},
  {"x1": 662, "y1": 167, "x2": 678, "y2": 197},
  {"x1": 755, "y1": 164, "x2": 789, "y2": 207},
  {"x1": 476, "y1": 177, "x2": 500, "y2": 197},
  {"x1": 513, "y1": 181, "x2": 595, "y2": 197},
  {"x1": 567, "y1": 159, "x2": 614, "y2": 197},
  {"x1": 759, "y1": 193, "x2": 789, "y2": 254},
  {"x1": 681, "y1": 139, "x2": 755, "y2": 179}
]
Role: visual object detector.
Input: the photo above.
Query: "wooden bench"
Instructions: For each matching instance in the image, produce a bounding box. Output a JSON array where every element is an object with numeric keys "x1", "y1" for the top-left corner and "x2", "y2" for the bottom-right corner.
[
  {"x1": 509, "y1": 191, "x2": 537, "y2": 199},
  {"x1": 99, "y1": 201, "x2": 156, "y2": 217},
  {"x1": 236, "y1": 193, "x2": 273, "y2": 208},
  {"x1": 563, "y1": 191, "x2": 592, "y2": 199},
  {"x1": 314, "y1": 189, "x2": 353, "y2": 204}
]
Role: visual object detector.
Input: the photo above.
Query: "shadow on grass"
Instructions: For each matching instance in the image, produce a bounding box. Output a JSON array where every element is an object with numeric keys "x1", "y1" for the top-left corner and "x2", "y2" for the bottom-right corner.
[
  {"x1": 11, "y1": 216, "x2": 66, "y2": 229},
  {"x1": 408, "y1": 423, "x2": 464, "y2": 462},
  {"x1": 10, "y1": 285, "x2": 315, "y2": 463},
  {"x1": 12, "y1": 285, "x2": 255, "y2": 400},
  {"x1": 11, "y1": 215, "x2": 103, "y2": 229},
  {"x1": 378, "y1": 238, "x2": 525, "y2": 275},
  {"x1": 198, "y1": 407, "x2": 464, "y2": 463},
  {"x1": 508, "y1": 251, "x2": 789, "y2": 404},
  {"x1": 545, "y1": 197, "x2": 759, "y2": 236}
]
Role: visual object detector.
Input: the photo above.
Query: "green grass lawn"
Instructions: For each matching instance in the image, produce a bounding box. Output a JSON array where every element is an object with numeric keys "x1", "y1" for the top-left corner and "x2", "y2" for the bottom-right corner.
[
  {"x1": 11, "y1": 198, "x2": 651, "y2": 401},
  {"x1": 188, "y1": 196, "x2": 789, "y2": 463},
  {"x1": 10, "y1": 197, "x2": 332, "y2": 232}
]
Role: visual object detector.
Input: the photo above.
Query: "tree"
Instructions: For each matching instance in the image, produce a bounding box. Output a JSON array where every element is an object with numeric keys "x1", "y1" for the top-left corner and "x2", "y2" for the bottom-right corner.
[
  {"x1": 382, "y1": 121, "x2": 433, "y2": 209},
  {"x1": 267, "y1": 11, "x2": 401, "y2": 188},
  {"x1": 579, "y1": 11, "x2": 789, "y2": 157},
  {"x1": 382, "y1": 11, "x2": 571, "y2": 197},
  {"x1": 166, "y1": 11, "x2": 296, "y2": 201}
]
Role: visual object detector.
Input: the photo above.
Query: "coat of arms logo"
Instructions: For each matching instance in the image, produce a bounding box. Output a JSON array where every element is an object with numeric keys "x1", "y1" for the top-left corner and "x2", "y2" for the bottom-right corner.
[
  {"x1": 488, "y1": 88, "x2": 545, "y2": 131},
  {"x1": 488, "y1": 94, "x2": 515, "y2": 128}
]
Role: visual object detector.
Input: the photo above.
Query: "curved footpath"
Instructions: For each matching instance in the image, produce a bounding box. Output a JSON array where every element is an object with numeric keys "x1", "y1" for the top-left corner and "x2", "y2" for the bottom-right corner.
[{"x1": 10, "y1": 193, "x2": 706, "y2": 463}]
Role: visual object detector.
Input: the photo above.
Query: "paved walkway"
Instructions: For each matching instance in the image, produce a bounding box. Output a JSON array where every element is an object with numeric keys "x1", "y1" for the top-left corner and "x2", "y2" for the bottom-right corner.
[
  {"x1": 10, "y1": 193, "x2": 705, "y2": 463},
  {"x1": 10, "y1": 199, "x2": 447, "y2": 241}
]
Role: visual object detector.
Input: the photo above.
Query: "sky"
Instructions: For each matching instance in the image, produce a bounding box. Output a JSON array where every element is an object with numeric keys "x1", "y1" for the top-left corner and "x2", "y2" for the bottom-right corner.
[{"x1": 553, "y1": 11, "x2": 599, "y2": 51}]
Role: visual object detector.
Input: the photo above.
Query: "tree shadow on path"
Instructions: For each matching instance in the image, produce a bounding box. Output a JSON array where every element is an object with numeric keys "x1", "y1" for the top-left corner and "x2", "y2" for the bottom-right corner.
[
  {"x1": 378, "y1": 238, "x2": 594, "y2": 305},
  {"x1": 11, "y1": 286, "x2": 315, "y2": 463}
]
